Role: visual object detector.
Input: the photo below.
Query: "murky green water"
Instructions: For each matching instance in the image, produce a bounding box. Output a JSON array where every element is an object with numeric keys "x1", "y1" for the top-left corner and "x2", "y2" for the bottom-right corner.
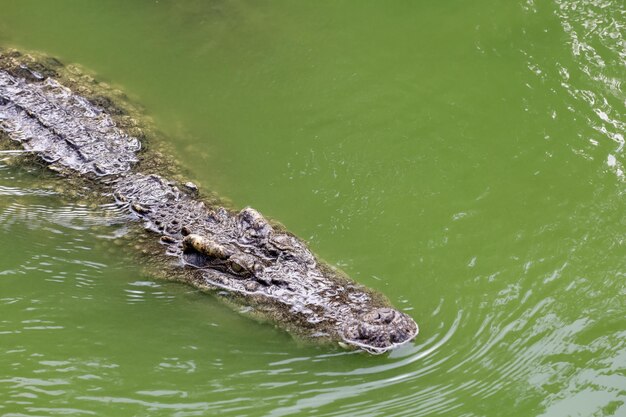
[{"x1": 0, "y1": 1, "x2": 624, "y2": 415}]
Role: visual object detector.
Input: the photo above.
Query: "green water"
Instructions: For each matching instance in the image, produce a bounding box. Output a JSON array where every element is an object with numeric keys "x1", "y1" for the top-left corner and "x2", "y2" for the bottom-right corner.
[{"x1": 0, "y1": 0, "x2": 624, "y2": 415}]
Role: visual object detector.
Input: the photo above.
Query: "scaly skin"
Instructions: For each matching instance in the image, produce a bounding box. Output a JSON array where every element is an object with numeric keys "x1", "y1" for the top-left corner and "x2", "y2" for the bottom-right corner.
[{"x1": 0, "y1": 49, "x2": 418, "y2": 353}]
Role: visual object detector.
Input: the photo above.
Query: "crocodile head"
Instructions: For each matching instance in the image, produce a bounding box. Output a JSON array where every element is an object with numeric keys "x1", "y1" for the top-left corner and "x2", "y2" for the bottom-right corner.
[
  {"x1": 117, "y1": 174, "x2": 418, "y2": 354},
  {"x1": 178, "y1": 207, "x2": 418, "y2": 353}
]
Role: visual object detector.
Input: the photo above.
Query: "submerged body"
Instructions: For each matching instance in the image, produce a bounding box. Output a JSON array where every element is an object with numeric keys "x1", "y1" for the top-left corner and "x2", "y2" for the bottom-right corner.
[{"x1": 0, "y1": 50, "x2": 418, "y2": 353}]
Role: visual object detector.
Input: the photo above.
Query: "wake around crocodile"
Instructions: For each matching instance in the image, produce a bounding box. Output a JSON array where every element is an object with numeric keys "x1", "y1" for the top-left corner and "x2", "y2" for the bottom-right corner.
[{"x1": 0, "y1": 49, "x2": 418, "y2": 354}]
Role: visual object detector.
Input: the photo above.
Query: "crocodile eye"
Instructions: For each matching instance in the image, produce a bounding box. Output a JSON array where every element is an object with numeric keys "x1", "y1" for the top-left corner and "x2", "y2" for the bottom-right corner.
[{"x1": 230, "y1": 260, "x2": 244, "y2": 273}]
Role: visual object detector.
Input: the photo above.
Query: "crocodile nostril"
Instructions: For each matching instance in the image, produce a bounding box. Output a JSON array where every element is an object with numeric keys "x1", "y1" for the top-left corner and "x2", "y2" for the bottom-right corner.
[
  {"x1": 358, "y1": 324, "x2": 373, "y2": 339},
  {"x1": 364, "y1": 308, "x2": 396, "y2": 324},
  {"x1": 379, "y1": 308, "x2": 396, "y2": 324}
]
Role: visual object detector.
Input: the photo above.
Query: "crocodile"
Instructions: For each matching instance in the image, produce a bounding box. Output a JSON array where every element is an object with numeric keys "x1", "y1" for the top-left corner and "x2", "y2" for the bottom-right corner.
[{"x1": 0, "y1": 49, "x2": 418, "y2": 354}]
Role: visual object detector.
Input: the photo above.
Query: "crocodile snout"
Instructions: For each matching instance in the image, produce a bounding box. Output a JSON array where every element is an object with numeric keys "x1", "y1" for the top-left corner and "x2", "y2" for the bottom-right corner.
[{"x1": 341, "y1": 307, "x2": 418, "y2": 354}]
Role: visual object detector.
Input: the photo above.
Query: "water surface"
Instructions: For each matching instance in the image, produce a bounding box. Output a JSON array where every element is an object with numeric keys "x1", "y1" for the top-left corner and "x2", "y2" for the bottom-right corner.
[{"x1": 0, "y1": 1, "x2": 624, "y2": 415}]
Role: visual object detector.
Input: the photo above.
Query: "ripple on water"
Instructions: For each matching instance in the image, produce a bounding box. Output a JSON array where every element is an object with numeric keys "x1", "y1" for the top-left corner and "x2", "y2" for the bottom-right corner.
[
  {"x1": 124, "y1": 281, "x2": 177, "y2": 305},
  {"x1": 526, "y1": 0, "x2": 626, "y2": 179},
  {"x1": 0, "y1": 202, "x2": 128, "y2": 232}
]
